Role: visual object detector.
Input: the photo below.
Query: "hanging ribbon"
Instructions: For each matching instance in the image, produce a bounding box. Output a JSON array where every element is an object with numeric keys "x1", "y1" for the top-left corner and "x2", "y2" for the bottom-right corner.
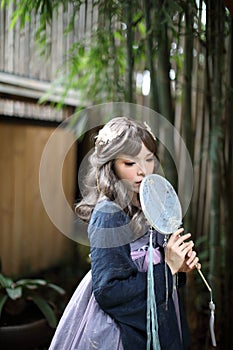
[
  {"x1": 146, "y1": 227, "x2": 161, "y2": 350},
  {"x1": 209, "y1": 295, "x2": 216, "y2": 347},
  {"x1": 196, "y1": 269, "x2": 216, "y2": 347}
]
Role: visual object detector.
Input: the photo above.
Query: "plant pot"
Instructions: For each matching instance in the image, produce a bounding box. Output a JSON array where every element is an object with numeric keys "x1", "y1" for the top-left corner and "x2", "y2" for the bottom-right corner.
[
  {"x1": 0, "y1": 302, "x2": 56, "y2": 349},
  {"x1": 0, "y1": 317, "x2": 55, "y2": 350}
]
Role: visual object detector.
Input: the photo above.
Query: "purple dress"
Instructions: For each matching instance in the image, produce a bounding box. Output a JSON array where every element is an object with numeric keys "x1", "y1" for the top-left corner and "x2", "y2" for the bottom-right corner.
[{"x1": 49, "y1": 233, "x2": 162, "y2": 350}]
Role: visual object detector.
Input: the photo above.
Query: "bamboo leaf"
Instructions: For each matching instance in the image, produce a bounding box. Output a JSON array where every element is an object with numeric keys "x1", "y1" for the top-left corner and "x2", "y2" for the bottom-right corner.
[
  {"x1": 138, "y1": 21, "x2": 146, "y2": 36},
  {"x1": 113, "y1": 29, "x2": 123, "y2": 42}
]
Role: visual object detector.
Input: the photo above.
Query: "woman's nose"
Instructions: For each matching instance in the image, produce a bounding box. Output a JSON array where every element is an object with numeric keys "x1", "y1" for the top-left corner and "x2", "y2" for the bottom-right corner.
[{"x1": 137, "y1": 165, "x2": 146, "y2": 176}]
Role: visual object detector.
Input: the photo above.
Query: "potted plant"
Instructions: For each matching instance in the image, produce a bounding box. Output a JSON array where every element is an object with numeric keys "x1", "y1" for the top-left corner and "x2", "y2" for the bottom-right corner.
[{"x1": 0, "y1": 272, "x2": 65, "y2": 349}]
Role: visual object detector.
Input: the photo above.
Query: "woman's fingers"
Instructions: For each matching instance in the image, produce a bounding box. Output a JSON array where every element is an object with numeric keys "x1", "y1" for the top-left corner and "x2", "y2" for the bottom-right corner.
[
  {"x1": 166, "y1": 230, "x2": 201, "y2": 274},
  {"x1": 167, "y1": 230, "x2": 191, "y2": 247},
  {"x1": 168, "y1": 235, "x2": 193, "y2": 255},
  {"x1": 186, "y1": 251, "x2": 199, "y2": 269},
  {"x1": 180, "y1": 240, "x2": 194, "y2": 251},
  {"x1": 168, "y1": 228, "x2": 184, "y2": 242}
]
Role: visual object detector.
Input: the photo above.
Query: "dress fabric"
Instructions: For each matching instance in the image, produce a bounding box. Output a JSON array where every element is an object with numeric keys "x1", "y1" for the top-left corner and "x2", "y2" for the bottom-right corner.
[
  {"x1": 49, "y1": 270, "x2": 123, "y2": 350},
  {"x1": 49, "y1": 247, "x2": 160, "y2": 350},
  {"x1": 49, "y1": 199, "x2": 190, "y2": 350}
]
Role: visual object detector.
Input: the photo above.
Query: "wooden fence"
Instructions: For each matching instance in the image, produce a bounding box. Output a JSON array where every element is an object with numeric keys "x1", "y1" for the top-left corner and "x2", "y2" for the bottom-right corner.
[
  {"x1": 0, "y1": 2, "x2": 94, "y2": 276},
  {"x1": 0, "y1": 1, "x2": 95, "y2": 81},
  {"x1": 0, "y1": 119, "x2": 77, "y2": 276}
]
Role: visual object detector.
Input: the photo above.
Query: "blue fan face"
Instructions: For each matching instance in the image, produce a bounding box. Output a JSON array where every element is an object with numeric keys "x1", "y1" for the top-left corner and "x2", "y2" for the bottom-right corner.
[{"x1": 139, "y1": 174, "x2": 182, "y2": 235}]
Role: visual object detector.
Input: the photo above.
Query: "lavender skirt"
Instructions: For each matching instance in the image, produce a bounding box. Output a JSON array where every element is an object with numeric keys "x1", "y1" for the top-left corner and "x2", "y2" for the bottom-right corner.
[{"x1": 49, "y1": 247, "x2": 161, "y2": 350}]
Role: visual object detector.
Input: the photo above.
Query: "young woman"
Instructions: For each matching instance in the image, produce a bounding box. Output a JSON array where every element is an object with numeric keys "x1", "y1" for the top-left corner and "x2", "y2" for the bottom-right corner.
[{"x1": 49, "y1": 117, "x2": 199, "y2": 350}]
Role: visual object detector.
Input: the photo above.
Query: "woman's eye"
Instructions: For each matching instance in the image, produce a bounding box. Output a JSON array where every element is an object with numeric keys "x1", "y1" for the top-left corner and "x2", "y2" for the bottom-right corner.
[
  {"x1": 125, "y1": 162, "x2": 135, "y2": 166},
  {"x1": 146, "y1": 158, "x2": 154, "y2": 162}
]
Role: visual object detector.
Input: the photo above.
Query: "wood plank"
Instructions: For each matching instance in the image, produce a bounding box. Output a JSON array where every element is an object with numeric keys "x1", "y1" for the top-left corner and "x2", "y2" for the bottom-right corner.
[
  {"x1": 0, "y1": 123, "x2": 14, "y2": 274},
  {"x1": 0, "y1": 71, "x2": 85, "y2": 106},
  {"x1": 0, "y1": 7, "x2": 5, "y2": 70},
  {"x1": 0, "y1": 98, "x2": 74, "y2": 122},
  {"x1": 4, "y1": 3, "x2": 14, "y2": 72},
  {"x1": 13, "y1": 13, "x2": 20, "y2": 74},
  {"x1": 11, "y1": 124, "x2": 27, "y2": 274}
]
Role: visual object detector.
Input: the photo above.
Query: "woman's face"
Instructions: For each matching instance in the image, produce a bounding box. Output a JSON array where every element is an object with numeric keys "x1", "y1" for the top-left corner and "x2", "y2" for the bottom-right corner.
[{"x1": 114, "y1": 142, "x2": 155, "y2": 195}]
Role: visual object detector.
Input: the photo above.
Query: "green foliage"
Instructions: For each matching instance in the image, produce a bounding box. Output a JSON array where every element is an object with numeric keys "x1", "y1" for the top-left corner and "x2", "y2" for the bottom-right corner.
[
  {"x1": 30, "y1": 294, "x2": 57, "y2": 328},
  {"x1": 40, "y1": 27, "x2": 127, "y2": 105},
  {"x1": 0, "y1": 273, "x2": 65, "y2": 328},
  {"x1": 2, "y1": 0, "x2": 84, "y2": 56},
  {"x1": 1, "y1": 0, "x2": 233, "y2": 346},
  {"x1": 3, "y1": 0, "x2": 53, "y2": 29}
]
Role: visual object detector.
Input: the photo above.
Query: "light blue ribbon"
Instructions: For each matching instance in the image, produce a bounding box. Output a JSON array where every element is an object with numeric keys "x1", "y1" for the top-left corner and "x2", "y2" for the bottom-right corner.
[{"x1": 146, "y1": 227, "x2": 161, "y2": 350}]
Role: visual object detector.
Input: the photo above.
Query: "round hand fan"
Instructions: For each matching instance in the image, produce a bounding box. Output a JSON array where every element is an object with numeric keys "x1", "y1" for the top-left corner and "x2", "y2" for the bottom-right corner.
[
  {"x1": 139, "y1": 174, "x2": 182, "y2": 235},
  {"x1": 139, "y1": 174, "x2": 216, "y2": 347}
]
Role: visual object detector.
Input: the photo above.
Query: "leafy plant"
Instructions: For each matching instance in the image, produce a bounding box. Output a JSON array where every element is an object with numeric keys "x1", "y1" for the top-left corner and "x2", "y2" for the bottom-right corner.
[{"x1": 0, "y1": 273, "x2": 65, "y2": 328}]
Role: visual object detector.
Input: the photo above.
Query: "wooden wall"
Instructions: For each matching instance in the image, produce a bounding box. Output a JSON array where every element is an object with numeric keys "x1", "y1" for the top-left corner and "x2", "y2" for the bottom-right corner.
[
  {"x1": 0, "y1": 2, "x2": 93, "y2": 276},
  {"x1": 0, "y1": 2, "x2": 95, "y2": 80},
  {"x1": 0, "y1": 119, "x2": 77, "y2": 276}
]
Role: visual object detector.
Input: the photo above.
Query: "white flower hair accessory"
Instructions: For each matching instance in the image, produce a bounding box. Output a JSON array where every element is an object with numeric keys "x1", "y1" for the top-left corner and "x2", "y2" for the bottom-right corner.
[
  {"x1": 143, "y1": 121, "x2": 156, "y2": 140},
  {"x1": 95, "y1": 119, "x2": 156, "y2": 147},
  {"x1": 95, "y1": 125, "x2": 120, "y2": 145}
]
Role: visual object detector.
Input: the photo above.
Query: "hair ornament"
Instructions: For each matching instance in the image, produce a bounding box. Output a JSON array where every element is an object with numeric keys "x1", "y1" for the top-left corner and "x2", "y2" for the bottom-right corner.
[
  {"x1": 143, "y1": 121, "x2": 156, "y2": 141},
  {"x1": 95, "y1": 125, "x2": 120, "y2": 146},
  {"x1": 95, "y1": 119, "x2": 156, "y2": 147}
]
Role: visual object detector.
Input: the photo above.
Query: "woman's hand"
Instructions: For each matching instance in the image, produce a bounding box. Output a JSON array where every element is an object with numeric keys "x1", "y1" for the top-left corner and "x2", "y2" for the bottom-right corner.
[
  {"x1": 180, "y1": 248, "x2": 201, "y2": 273},
  {"x1": 165, "y1": 228, "x2": 200, "y2": 275}
]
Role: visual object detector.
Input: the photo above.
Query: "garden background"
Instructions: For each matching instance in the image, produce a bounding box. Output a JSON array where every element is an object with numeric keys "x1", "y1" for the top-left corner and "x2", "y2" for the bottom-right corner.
[{"x1": 1, "y1": 1, "x2": 233, "y2": 349}]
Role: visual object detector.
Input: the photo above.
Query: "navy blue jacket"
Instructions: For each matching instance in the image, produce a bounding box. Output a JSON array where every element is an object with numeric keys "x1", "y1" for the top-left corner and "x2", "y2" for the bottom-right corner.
[{"x1": 88, "y1": 199, "x2": 190, "y2": 350}]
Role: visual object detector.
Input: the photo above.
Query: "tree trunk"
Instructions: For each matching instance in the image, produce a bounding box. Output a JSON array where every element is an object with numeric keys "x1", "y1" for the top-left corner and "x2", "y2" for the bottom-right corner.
[
  {"x1": 222, "y1": 16, "x2": 233, "y2": 350},
  {"x1": 180, "y1": 3, "x2": 197, "y2": 348},
  {"x1": 206, "y1": 0, "x2": 225, "y2": 345},
  {"x1": 143, "y1": 0, "x2": 159, "y2": 111},
  {"x1": 181, "y1": 1, "x2": 194, "y2": 232},
  {"x1": 125, "y1": 0, "x2": 134, "y2": 102},
  {"x1": 153, "y1": 0, "x2": 177, "y2": 188}
]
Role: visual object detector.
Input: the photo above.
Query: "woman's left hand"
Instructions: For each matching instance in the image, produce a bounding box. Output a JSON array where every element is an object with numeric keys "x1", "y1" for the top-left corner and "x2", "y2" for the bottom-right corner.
[
  {"x1": 165, "y1": 229, "x2": 201, "y2": 274},
  {"x1": 179, "y1": 248, "x2": 201, "y2": 273}
]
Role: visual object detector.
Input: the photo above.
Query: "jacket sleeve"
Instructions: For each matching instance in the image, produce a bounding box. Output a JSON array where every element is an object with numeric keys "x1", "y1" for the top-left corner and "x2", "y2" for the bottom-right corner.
[
  {"x1": 91, "y1": 244, "x2": 174, "y2": 320},
  {"x1": 88, "y1": 201, "x2": 174, "y2": 330}
]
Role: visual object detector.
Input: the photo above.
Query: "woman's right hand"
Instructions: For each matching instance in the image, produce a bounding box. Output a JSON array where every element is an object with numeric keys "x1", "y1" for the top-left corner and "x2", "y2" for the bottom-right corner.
[{"x1": 165, "y1": 228, "x2": 197, "y2": 275}]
